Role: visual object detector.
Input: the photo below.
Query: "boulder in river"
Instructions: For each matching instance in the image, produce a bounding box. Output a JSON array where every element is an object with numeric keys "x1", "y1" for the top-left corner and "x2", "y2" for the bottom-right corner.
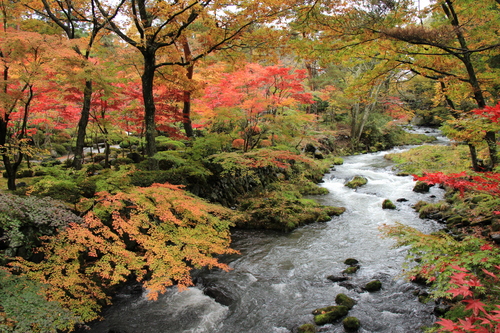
[
  {"x1": 327, "y1": 275, "x2": 350, "y2": 282},
  {"x1": 382, "y1": 199, "x2": 396, "y2": 210},
  {"x1": 297, "y1": 323, "x2": 316, "y2": 333},
  {"x1": 313, "y1": 305, "x2": 348, "y2": 325},
  {"x1": 413, "y1": 181, "x2": 432, "y2": 193},
  {"x1": 343, "y1": 316, "x2": 361, "y2": 332},
  {"x1": 343, "y1": 266, "x2": 359, "y2": 274},
  {"x1": 345, "y1": 176, "x2": 368, "y2": 189},
  {"x1": 335, "y1": 293, "x2": 356, "y2": 309},
  {"x1": 344, "y1": 258, "x2": 359, "y2": 266},
  {"x1": 364, "y1": 280, "x2": 382, "y2": 292}
]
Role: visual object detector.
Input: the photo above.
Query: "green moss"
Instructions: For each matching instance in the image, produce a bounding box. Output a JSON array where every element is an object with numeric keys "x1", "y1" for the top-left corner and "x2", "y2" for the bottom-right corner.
[
  {"x1": 331, "y1": 157, "x2": 344, "y2": 165},
  {"x1": 313, "y1": 305, "x2": 348, "y2": 325},
  {"x1": 342, "y1": 316, "x2": 361, "y2": 332},
  {"x1": 382, "y1": 199, "x2": 396, "y2": 210},
  {"x1": 335, "y1": 293, "x2": 356, "y2": 309},
  {"x1": 342, "y1": 266, "x2": 359, "y2": 274},
  {"x1": 364, "y1": 280, "x2": 382, "y2": 292},
  {"x1": 297, "y1": 323, "x2": 316, "y2": 333},
  {"x1": 385, "y1": 145, "x2": 470, "y2": 176},
  {"x1": 345, "y1": 176, "x2": 368, "y2": 189}
]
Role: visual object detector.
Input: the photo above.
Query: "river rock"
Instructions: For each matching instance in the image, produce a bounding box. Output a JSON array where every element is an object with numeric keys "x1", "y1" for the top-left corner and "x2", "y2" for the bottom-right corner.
[
  {"x1": 297, "y1": 323, "x2": 316, "y2": 333},
  {"x1": 363, "y1": 280, "x2": 382, "y2": 292},
  {"x1": 313, "y1": 305, "x2": 348, "y2": 325},
  {"x1": 344, "y1": 258, "x2": 359, "y2": 266},
  {"x1": 382, "y1": 199, "x2": 396, "y2": 209},
  {"x1": 335, "y1": 293, "x2": 356, "y2": 309},
  {"x1": 413, "y1": 181, "x2": 431, "y2": 193},
  {"x1": 345, "y1": 176, "x2": 368, "y2": 189},
  {"x1": 396, "y1": 198, "x2": 408, "y2": 202},
  {"x1": 327, "y1": 275, "x2": 350, "y2": 282},
  {"x1": 203, "y1": 284, "x2": 236, "y2": 306},
  {"x1": 343, "y1": 266, "x2": 359, "y2": 274},
  {"x1": 343, "y1": 316, "x2": 361, "y2": 332}
]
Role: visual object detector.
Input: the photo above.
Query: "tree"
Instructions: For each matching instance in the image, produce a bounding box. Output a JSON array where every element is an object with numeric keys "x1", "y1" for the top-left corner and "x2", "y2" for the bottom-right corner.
[
  {"x1": 95, "y1": 0, "x2": 298, "y2": 168},
  {"x1": 378, "y1": 0, "x2": 500, "y2": 170},
  {"x1": 26, "y1": 0, "x2": 121, "y2": 170},
  {"x1": 0, "y1": 23, "x2": 67, "y2": 190},
  {"x1": 12, "y1": 183, "x2": 236, "y2": 324},
  {"x1": 199, "y1": 62, "x2": 314, "y2": 151}
]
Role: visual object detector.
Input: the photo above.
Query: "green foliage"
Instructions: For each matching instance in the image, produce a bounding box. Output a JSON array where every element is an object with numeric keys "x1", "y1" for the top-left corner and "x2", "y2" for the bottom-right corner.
[
  {"x1": 187, "y1": 133, "x2": 232, "y2": 160},
  {"x1": 28, "y1": 176, "x2": 81, "y2": 203},
  {"x1": 0, "y1": 269, "x2": 77, "y2": 333},
  {"x1": 380, "y1": 223, "x2": 500, "y2": 300},
  {"x1": 0, "y1": 193, "x2": 81, "y2": 260},
  {"x1": 385, "y1": 145, "x2": 471, "y2": 176},
  {"x1": 155, "y1": 136, "x2": 186, "y2": 151}
]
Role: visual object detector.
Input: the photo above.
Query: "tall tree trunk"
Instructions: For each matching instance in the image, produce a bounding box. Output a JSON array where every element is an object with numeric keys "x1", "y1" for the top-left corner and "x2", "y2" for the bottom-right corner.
[
  {"x1": 72, "y1": 79, "x2": 93, "y2": 170},
  {"x1": 142, "y1": 51, "x2": 158, "y2": 170},
  {"x1": 181, "y1": 39, "x2": 194, "y2": 138},
  {"x1": 443, "y1": 0, "x2": 497, "y2": 170}
]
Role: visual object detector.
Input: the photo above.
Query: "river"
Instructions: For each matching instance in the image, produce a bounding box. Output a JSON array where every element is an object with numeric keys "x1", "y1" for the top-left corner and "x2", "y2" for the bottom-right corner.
[{"x1": 85, "y1": 128, "x2": 448, "y2": 333}]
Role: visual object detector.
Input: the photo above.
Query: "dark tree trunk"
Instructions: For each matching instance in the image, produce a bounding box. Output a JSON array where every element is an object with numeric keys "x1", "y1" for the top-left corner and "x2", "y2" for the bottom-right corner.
[
  {"x1": 182, "y1": 40, "x2": 194, "y2": 138},
  {"x1": 141, "y1": 51, "x2": 158, "y2": 170},
  {"x1": 72, "y1": 79, "x2": 93, "y2": 170}
]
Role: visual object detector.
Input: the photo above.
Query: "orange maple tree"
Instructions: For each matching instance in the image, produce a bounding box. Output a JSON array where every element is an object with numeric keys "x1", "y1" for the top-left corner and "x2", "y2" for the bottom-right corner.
[{"x1": 11, "y1": 183, "x2": 236, "y2": 323}]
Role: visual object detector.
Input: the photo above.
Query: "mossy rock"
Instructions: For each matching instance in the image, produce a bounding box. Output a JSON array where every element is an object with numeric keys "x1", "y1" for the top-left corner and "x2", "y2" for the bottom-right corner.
[
  {"x1": 313, "y1": 306, "x2": 348, "y2": 325},
  {"x1": 364, "y1": 280, "x2": 382, "y2": 292},
  {"x1": 298, "y1": 323, "x2": 316, "y2": 333},
  {"x1": 343, "y1": 316, "x2": 361, "y2": 332},
  {"x1": 325, "y1": 206, "x2": 346, "y2": 216},
  {"x1": 413, "y1": 181, "x2": 431, "y2": 193},
  {"x1": 382, "y1": 199, "x2": 396, "y2": 210},
  {"x1": 335, "y1": 293, "x2": 356, "y2": 310},
  {"x1": 332, "y1": 157, "x2": 344, "y2": 165},
  {"x1": 344, "y1": 258, "x2": 359, "y2": 266},
  {"x1": 345, "y1": 176, "x2": 368, "y2": 189},
  {"x1": 343, "y1": 266, "x2": 359, "y2": 274}
]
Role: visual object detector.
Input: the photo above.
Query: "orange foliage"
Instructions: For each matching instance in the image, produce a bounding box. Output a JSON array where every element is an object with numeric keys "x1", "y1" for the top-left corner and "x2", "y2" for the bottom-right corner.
[
  {"x1": 232, "y1": 138, "x2": 245, "y2": 149},
  {"x1": 11, "y1": 184, "x2": 236, "y2": 322}
]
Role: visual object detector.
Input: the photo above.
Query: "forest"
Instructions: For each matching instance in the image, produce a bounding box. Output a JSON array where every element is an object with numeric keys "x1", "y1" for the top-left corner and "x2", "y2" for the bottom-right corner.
[{"x1": 0, "y1": 0, "x2": 499, "y2": 332}]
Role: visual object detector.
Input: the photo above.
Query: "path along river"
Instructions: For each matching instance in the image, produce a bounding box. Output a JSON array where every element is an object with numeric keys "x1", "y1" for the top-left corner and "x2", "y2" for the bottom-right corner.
[{"x1": 87, "y1": 128, "x2": 449, "y2": 333}]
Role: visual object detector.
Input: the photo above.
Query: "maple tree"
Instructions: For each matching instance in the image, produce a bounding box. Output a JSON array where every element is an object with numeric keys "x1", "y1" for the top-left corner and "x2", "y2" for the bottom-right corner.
[
  {"x1": 10, "y1": 183, "x2": 236, "y2": 323},
  {"x1": 199, "y1": 63, "x2": 314, "y2": 151},
  {"x1": 24, "y1": 0, "x2": 122, "y2": 170},
  {"x1": 0, "y1": 21, "x2": 71, "y2": 189}
]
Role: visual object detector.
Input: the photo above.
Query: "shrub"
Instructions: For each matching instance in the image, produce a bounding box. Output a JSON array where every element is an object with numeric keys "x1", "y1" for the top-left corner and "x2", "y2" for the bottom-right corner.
[
  {"x1": 232, "y1": 138, "x2": 245, "y2": 150},
  {"x1": 0, "y1": 193, "x2": 81, "y2": 260}
]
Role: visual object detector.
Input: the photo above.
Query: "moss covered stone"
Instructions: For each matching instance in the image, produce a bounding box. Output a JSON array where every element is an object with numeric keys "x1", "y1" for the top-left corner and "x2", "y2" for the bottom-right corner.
[
  {"x1": 345, "y1": 176, "x2": 368, "y2": 189},
  {"x1": 298, "y1": 323, "x2": 316, "y2": 333},
  {"x1": 335, "y1": 293, "x2": 356, "y2": 309},
  {"x1": 313, "y1": 305, "x2": 348, "y2": 325},
  {"x1": 343, "y1": 316, "x2": 361, "y2": 332},
  {"x1": 332, "y1": 157, "x2": 344, "y2": 165},
  {"x1": 344, "y1": 258, "x2": 359, "y2": 266},
  {"x1": 364, "y1": 280, "x2": 382, "y2": 292},
  {"x1": 382, "y1": 199, "x2": 396, "y2": 210},
  {"x1": 413, "y1": 181, "x2": 431, "y2": 193},
  {"x1": 342, "y1": 266, "x2": 359, "y2": 274}
]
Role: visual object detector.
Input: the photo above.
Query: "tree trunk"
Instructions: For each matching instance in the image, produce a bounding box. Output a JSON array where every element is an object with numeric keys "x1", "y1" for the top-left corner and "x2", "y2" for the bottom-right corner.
[
  {"x1": 182, "y1": 40, "x2": 194, "y2": 138},
  {"x1": 443, "y1": 0, "x2": 497, "y2": 170},
  {"x1": 72, "y1": 79, "x2": 93, "y2": 170},
  {"x1": 141, "y1": 51, "x2": 158, "y2": 170}
]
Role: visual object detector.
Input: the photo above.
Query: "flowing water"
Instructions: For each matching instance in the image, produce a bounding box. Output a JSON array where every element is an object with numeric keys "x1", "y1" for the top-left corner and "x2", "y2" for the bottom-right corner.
[{"x1": 86, "y1": 128, "x2": 449, "y2": 333}]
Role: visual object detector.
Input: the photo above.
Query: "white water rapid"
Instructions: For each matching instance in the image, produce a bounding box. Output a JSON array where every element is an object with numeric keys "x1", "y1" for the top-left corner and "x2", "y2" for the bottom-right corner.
[{"x1": 86, "y1": 128, "x2": 449, "y2": 333}]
